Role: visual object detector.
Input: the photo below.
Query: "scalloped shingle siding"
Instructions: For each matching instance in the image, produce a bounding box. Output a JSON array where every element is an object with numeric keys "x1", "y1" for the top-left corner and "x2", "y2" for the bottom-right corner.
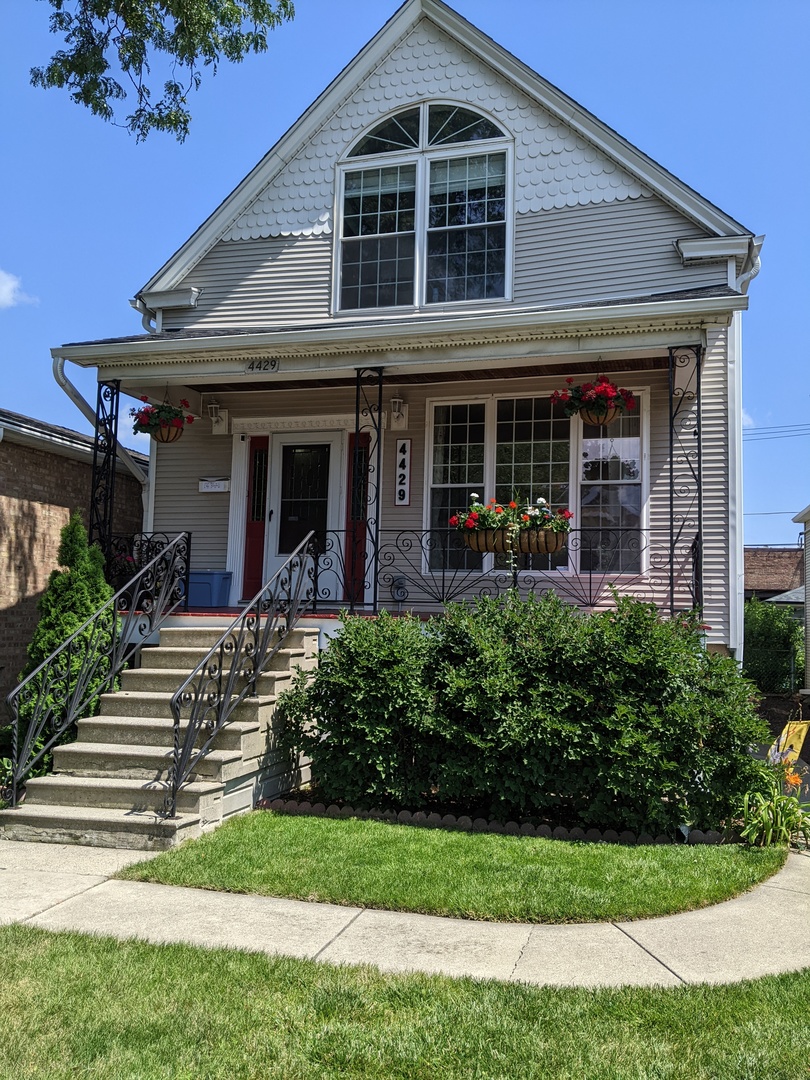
[{"x1": 223, "y1": 18, "x2": 650, "y2": 241}]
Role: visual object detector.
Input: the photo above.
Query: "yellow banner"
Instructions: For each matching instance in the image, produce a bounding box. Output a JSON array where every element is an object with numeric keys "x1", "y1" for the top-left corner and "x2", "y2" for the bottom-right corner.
[{"x1": 767, "y1": 721, "x2": 810, "y2": 767}]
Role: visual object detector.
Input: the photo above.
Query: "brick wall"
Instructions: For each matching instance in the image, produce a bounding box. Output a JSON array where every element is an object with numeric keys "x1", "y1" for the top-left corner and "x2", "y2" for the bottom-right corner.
[{"x1": 0, "y1": 440, "x2": 144, "y2": 701}]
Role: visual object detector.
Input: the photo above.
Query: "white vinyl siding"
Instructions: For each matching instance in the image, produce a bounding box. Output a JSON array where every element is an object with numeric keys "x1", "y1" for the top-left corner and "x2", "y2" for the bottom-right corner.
[
  {"x1": 160, "y1": 236, "x2": 332, "y2": 329},
  {"x1": 514, "y1": 196, "x2": 725, "y2": 306}
]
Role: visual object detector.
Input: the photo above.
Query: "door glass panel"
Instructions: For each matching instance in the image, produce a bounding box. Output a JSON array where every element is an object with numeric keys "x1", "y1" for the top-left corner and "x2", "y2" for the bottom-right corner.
[
  {"x1": 278, "y1": 444, "x2": 330, "y2": 554},
  {"x1": 249, "y1": 447, "x2": 268, "y2": 522}
]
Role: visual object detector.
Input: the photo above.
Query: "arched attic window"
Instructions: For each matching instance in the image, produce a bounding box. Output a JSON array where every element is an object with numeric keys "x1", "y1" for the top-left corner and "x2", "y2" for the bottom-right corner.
[{"x1": 340, "y1": 104, "x2": 510, "y2": 310}]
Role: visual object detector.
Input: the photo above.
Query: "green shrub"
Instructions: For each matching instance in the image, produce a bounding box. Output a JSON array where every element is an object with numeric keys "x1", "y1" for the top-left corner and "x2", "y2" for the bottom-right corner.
[
  {"x1": 743, "y1": 596, "x2": 804, "y2": 692},
  {"x1": 277, "y1": 594, "x2": 769, "y2": 834},
  {"x1": 1, "y1": 512, "x2": 114, "y2": 785},
  {"x1": 277, "y1": 611, "x2": 434, "y2": 806}
]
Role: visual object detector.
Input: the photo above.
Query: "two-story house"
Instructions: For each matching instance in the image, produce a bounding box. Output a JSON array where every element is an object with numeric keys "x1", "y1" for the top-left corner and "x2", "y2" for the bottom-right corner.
[{"x1": 54, "y1": 0, "x2": 762, "y2": 657}]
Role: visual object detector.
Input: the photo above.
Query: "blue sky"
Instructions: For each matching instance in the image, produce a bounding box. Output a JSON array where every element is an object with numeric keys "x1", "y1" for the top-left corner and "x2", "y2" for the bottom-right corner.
[{"x1": 2, "y1": 0, "x2": 808, "y2": 543}]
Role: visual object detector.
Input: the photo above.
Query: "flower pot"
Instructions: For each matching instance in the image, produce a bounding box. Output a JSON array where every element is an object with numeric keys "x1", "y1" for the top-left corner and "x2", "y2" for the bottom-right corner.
[
  {"x1": 463, "y1": 529, "x2": 513, "y2": 553},
  {"x1": 579, "y1": 405, "x2": 620, "y2": 427},
  {"x1": 517, "y1": 529, "x2": 568, "y2": 555},
  {"x1": 152, "y1": 425, "x2": 184, "y2": 443}
]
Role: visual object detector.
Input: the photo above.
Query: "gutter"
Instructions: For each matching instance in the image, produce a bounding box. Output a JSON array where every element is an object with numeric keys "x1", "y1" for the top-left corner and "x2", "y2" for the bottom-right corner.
[{"x1": 52, "y1": 357, "x2": 149, "y2": 488}]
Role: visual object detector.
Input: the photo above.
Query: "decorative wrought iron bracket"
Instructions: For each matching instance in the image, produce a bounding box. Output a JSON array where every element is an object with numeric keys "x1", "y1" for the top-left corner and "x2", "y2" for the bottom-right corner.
[
  {"x1": 668, "y1": 345, "x2": 703, "y2": 613},
  {"x1": 90, "y1": 380, "x2": 121, "y2": 562}
]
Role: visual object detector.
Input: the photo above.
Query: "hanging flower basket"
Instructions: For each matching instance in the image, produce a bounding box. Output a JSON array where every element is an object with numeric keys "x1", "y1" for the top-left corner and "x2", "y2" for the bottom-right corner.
[
  {"x1": 151, "y1": 424, "x2": 185, "y2": 444},
  {"x1": 579, "y1": 405, "x2": 621, "y2": 427},
  {"x1": 550, "y1": 376, "x2": 635, "y2": 426},
  {"x1": 451, "y1": 494, "x2": 573, "y2": 553},
  {"x1": 517, "y1": 528, "x2": 568, "y2": 555},
  {"x1": 463, "y1": 528, "x2": 514, "y2": 553},
  {"x1": 130, "y1": 396, "x2": 195, "y2": 442}
]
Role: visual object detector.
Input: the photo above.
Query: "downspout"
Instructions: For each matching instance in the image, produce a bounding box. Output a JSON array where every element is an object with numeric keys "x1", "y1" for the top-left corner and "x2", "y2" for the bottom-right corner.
[{"x1": 52, "y1": 356, "x2": 151, "y2": 520}]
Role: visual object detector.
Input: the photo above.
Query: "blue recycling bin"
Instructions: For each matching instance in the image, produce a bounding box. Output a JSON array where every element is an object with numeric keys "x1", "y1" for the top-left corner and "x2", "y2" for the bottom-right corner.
[{"x1": 188, "y1": 570, "x2": 232, "y2": 608}]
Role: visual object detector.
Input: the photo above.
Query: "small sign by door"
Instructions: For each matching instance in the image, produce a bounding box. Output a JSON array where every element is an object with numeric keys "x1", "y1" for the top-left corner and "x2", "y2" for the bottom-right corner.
[{"x1": 395, "y1": 439, "x2": 411, "y2": 506}]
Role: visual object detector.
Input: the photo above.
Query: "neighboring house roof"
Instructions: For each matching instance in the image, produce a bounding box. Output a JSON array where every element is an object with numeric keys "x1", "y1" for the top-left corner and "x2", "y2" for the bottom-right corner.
[
  {"x1": 137, "y1": 0, "x2": 759, "y2": 301},
  {"x1": 0, "y1": 408, "x2": 148, "y2": 471},
  {"x1": 765, "y1": 586, "x2": 805, "y2": 606},
  {"x1": 744, "y1": 547, "x2": 804, "y2": 595}
]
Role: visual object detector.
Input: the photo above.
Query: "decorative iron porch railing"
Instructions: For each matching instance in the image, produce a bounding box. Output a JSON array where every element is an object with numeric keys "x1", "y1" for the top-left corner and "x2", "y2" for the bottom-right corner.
[
  {"x1": 4, "y1": 532, "x2": 192, "y2": 807},
  {"x1": 165, "y1": 533, "x2": 316, "y2": 817},
  {"x1": 311, "y1": 526, "x2": 701, "y2": 615}
]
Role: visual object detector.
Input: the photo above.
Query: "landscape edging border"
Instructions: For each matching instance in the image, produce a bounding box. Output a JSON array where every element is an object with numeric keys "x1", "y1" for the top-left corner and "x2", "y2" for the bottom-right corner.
[{"x1": 257, "y1": 798, "x2": 732, "y2": 845}]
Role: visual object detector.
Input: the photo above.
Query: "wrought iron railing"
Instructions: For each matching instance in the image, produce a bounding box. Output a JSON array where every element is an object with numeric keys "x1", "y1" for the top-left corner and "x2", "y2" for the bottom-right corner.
[
  {"x1": 4, "y1": 532, "x2": 192, "y2": 807},
  {"x1": 166, "y1": 533, "x2": 316, "y2": 817},
  {"x1": 107, "y1": 532, "x2": 191, "y2": 597},
  {"x1": 312, "y1": 527, "x2": 701, "y2": 614}
]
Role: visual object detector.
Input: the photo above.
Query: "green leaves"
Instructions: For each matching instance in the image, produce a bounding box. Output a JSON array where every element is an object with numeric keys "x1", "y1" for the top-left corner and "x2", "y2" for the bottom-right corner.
[
  {"x1": 31, "y1": 1, "x2": 296, "y2": 140},
  {"x1": 740, "y1": 776, "x2": 810, "y2": 847},
  {"x1": 277, "y1": 594, "x2": 769, "y2": 834}
]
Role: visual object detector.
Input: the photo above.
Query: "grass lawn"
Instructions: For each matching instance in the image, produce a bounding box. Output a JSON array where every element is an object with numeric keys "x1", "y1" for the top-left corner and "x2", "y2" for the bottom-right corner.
[
  {"x1": 119, "y1": 811, "x2": 786, "y2": 922},
  {"x1": 1, "y1": 925, "x2": 808, "y2": 1079}
]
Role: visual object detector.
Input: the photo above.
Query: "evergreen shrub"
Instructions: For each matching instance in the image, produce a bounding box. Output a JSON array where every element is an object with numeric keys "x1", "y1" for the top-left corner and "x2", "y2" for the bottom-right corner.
[
  {"x1": 278, "y1": 593, "x2": 769, "y2": 834},
  {"x1": 1, "y1": 512, "x2": 115, "y2": 786}
]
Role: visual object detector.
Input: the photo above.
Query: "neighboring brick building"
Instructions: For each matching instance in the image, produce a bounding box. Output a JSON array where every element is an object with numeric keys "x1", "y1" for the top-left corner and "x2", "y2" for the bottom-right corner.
[
  {"x1": 744, "y1": 546, "x2": 804, "y2": 601},
  {"x1": 0, "y1": 409, "x2": 147, "y2": 701}
]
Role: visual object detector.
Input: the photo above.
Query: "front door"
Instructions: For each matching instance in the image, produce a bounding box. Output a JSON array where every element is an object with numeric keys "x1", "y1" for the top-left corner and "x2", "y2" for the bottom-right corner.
[{"x1": 266, "y1": 432, "x2": 344, "y2": 598}]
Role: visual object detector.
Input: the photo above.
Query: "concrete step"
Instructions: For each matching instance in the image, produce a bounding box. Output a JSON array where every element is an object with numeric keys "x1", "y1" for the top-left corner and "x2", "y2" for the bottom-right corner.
[
  {"x1": 76, "y1": 715, "x2": 259, "y2": 751},
  {"x1": 157, "y1": 625, "x2": 319, "y2": 651},
  {"x1": 0, "y1": 804, "x2": 201, "y2": 850},
  {"x1": 97, "y1": 689, "x2": 282, "y2": 720},
  {"x1": 139, "y1": 644, "x2": 307, "y2": 673},
  {"x1": 52, "y1": 741, "x2": 242, "y2": 781},
  {"x1": 120, "y1": 666, "x2": 293, "y2": 696},
  {"x1": 23, "y1": 774, "x2": 222, "y2": 815}
]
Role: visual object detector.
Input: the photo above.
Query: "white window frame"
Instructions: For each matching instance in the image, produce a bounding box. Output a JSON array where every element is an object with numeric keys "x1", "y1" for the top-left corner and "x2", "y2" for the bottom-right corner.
[
  {"x1": 423, "y1": 389, "x2": 649, "y2": 577},
  {"x1": 332, "y1": 101, "x2": 514, "y2": 315}
]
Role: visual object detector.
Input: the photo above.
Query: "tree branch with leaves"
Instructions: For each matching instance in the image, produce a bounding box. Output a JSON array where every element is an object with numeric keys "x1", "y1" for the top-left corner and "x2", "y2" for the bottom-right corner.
[{"x1": 31, "y1": 0, "x2": 296, "y2": 141}]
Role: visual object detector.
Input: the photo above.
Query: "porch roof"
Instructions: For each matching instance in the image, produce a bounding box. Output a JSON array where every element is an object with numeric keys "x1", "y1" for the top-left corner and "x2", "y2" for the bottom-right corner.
[{"x1": 54, "y1": 286, "x2": 746, "y2": 388}]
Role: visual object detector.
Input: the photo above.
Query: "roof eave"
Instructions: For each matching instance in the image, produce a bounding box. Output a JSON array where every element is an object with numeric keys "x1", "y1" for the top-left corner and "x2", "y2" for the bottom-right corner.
[{"x1": 53, "y1": 292, "x2": 749, "y2": 368}]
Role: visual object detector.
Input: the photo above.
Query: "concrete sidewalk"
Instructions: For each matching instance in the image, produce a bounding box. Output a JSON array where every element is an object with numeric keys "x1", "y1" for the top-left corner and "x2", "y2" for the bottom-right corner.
[{"x1": 2, "y1": 838, "x2": 809, "y2": 987}]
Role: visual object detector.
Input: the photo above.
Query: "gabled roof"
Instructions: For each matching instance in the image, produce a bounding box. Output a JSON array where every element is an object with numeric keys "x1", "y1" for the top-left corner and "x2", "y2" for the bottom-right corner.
[{"x1": 139, "y1": 0, "x2": 753, "y2": 299}]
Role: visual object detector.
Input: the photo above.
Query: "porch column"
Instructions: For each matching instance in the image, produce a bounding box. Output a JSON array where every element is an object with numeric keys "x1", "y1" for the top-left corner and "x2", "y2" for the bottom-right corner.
[
  {"x1": 354, "y1": 367, "x2": 384, "y2": 613},
  {"x1": 667, "y1": 346, "x2": 703, "y2": 615},
  {"x1": 89, "y1": 380, "x2": 120, "y2": 565}
]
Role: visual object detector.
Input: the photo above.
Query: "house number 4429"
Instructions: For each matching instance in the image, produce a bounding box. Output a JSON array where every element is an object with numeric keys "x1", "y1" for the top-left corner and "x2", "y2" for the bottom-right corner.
[{"x1": 395, "y1": 439, "x2": 411, "y2": 506}]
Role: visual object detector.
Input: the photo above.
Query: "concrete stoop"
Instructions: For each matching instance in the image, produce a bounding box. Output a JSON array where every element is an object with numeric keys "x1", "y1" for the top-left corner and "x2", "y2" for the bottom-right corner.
[{"x1": 0, "y1": 622, "x2": 318, "y2": 850}]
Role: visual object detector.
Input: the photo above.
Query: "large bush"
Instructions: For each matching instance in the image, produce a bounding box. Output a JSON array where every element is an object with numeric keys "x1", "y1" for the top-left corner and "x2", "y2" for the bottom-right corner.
[
  {"x1": 278, "y1": 612, "x2": 434, "y2": 806},
  {"x1": 278, "y1": 594, "x2": 769, "y2": 834},
  {"x1": 743, "y1": 597, "x2": 804, "y2": 693}
]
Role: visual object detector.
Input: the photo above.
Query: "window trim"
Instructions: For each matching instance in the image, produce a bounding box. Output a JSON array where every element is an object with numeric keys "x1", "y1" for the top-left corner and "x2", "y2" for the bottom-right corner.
[
  {"x1": 423, "y1": 389, "x2": 649, "y2": 577},
  {"x1": 332, "y1": 102, "x2": 514, "y2": 314}
]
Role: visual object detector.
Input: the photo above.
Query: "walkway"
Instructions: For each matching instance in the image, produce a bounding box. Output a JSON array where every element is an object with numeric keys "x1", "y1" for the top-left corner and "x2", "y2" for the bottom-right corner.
[{"x1": 2, "y1": 839, "x2": 809, "y2": 987}]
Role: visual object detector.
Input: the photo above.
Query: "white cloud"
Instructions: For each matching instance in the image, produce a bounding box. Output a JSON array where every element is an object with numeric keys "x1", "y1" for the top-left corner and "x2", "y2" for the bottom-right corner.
[
  {"x1": 0, "y1": 268, "x2": 37, "y2": 309},
  {"x1": 741, "y1": 408, "x2": 755, "y2": 428}
]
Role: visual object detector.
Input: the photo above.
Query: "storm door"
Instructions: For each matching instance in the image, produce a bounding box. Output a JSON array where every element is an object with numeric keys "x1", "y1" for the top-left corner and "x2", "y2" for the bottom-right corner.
[{"x1": 266, "y1": 432, "x2": 344, "y2": 599}]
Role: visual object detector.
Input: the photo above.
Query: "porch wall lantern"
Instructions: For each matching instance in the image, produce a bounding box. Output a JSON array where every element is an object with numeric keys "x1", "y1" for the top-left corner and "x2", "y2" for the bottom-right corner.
[{"x1": 390, "y1": 396, "x2": 408, "y2": 431}]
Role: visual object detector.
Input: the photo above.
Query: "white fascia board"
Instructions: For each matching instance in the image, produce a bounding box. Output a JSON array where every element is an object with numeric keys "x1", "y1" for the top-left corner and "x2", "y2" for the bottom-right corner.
[
  {"x1": 0, "y1": 420, "x2": 146, "y2": 472},
  {"x1": 53, "y1": 294, "x2": 748, "y2": 371},
  {"x1": 675, "y1": 238, "x2": 752, "y2": 265},
  {"x1": 138, "y1": 0, "x2": 425, "y2": 295},
  {"x1": 792, "y1": 505, "x2": 810, "y2": 524},
  {"x1": 423, "y1": 1, "x2": 751, "y2": 237}
]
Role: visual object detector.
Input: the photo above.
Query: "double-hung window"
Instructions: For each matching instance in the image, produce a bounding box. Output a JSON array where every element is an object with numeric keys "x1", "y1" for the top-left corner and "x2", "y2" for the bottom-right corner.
[
  {"x1": 338, "y1": 104, "x2": 510, "y2": 311},
  {"x1": 428, "y1": 394, "x2": 645, "y2": 574}
]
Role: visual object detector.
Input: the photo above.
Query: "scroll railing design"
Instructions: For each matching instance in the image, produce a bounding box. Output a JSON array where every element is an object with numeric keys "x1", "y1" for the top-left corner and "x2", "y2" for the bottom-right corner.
[
  {"x1": 4, "y1": 532, "x2": 191, "y2": 807},
  {"x1": 166, "y1": 533, "x2": 316, "y2": 818},
  {"x1": 312, "y1": 527, "x2": 700, "y2": 614},
  {"x1": 107, "y1": 532, "x2": 191, "y2": 597}
]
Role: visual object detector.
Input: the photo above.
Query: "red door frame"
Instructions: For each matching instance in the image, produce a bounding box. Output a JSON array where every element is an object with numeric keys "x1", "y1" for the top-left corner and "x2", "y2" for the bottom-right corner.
[{"x1": 242, "y1": 436, "x2": 269, "y2": 599}]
